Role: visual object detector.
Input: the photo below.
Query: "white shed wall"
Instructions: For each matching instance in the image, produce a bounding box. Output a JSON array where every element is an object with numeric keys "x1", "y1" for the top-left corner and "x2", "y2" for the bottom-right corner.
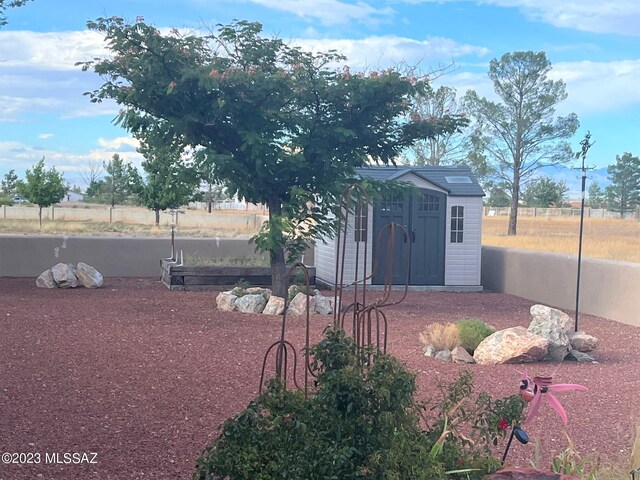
[
  {"x1": 444, "y1": 196, "x2": 483, "y2": 286},
  {"x1": 314, "y1": 206, "x2": 373, "y2": 287}
]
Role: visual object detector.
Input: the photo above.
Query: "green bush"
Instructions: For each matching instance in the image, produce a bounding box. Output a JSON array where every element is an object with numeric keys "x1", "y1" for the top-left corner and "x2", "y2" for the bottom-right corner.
[
  {"x1": 287, "y1": 283, "x2": 314, "y2": 302},
  {"x1": 193, "y1": 327, "x2": 525, "y2": 480},
  {"x1": 0, "y1": 195, "x2": 13, "y2": 206},
  {"x1": 456, "y1": 318, "x2": 495, "y2": 354}
]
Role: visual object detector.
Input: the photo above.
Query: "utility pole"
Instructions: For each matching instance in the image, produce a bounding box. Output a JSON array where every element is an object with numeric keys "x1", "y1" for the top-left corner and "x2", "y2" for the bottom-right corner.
[{"x1": 574, "y1": 132, "x2": 595, "y2": 332}]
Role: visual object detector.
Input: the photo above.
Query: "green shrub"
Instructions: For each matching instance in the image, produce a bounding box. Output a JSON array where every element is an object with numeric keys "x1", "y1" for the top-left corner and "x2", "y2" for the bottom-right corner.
[
  {"x1": 230, "y1": 279, "x2": 251, "y2": 297},
  {"x1": 193, "y1": 327, "x2": 525, "y2": 480},
  {"x1": 287, "y1": 283, "x2": 314, "y2": 302},
  {"x1": 0, "y1": 195, "x2": 13, "y2": 206},
  {"x1": 456, "y1": 318, "x2": 495, "y2": 354}
]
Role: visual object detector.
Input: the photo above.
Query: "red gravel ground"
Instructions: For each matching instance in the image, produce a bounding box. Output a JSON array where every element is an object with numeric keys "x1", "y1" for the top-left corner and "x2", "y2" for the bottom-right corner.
[{"x1": 1, "y1": 277, "x2": 639, "y2": 479}]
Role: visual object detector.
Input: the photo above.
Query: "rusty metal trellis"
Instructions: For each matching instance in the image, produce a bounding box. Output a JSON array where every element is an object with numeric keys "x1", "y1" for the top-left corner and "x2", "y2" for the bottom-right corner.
[{"x1": 259, "y1": 184, "x2": 411, "y2": 396}]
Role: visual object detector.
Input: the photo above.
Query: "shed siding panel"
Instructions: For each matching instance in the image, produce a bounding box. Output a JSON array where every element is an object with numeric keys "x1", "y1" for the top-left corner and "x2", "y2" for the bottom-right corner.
[{"x1": 445, "y1": 196, "x2": 483, "y2": 286}]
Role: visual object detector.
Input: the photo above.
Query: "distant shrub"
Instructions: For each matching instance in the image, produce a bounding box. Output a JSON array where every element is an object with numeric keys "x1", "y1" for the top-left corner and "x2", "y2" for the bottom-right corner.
[
  {"x1": 231, "y1": 279, "x2": 252, "y2": 297},
  {"x1": 456, "y1": 319, "x2": 495, "y2": 354},
  {"x1": 419, "y1": 323, "x2": 460, "y2": 351},
  {"x1": 0, "y1": 195, "x2": 12, "y2": 206}
]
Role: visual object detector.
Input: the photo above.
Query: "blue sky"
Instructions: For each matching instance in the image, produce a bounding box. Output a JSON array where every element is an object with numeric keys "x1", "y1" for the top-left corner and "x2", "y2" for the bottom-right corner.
[{"x1": 1, "y1": 0, "x2": 639, "y2": 195}]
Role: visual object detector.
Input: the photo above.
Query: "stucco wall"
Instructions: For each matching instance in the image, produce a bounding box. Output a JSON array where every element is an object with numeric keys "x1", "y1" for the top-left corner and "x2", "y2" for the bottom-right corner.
[
  {"x1": 0, "y1": 236, "x2": 310, "y2": 277},
  {"x1": 482, "y1": 246, "x2": 640, "y2": 327}
]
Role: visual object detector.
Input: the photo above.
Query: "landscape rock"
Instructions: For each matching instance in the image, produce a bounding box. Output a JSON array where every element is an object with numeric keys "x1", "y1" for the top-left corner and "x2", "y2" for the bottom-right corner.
[
  {"x1": 235, "y1": 294, "x2": 267, "y2": 314},
  {"x1": 529, "y1": 304, "x2": 573, "y2": 331},
  {"x1": 567, "y1": 331, "x2": 599, "y2": 352},
  {"x1": 484, "y1": 466, "x2": 579, "y2": 479},
  {"x1": 451, "y1": 346, "x2": 475, "y2": 364},
  {"x1": 263, "y1": 295, "x2": 285, "y2": 315},
  {"x1": 528, "y1": 321, "x2": 570, "y2": 362},
  {"x1": 287, "y1": 292, "x2": 316, "y2": 316},
  {"x1": 565, "y1": 350, "x2": 597, "y2": 363},
  {"x1": 434, "y1": 349, "x2": 452, "y2": 362},
  {"x1": 216, "y1": 292, "x2": 238, "y2": 312},
  {"x1": 473, "y1": 327, "x2": 549, "y2": 365},
  {"x1": 76, "y1": 262, "x2": 103, "y2": 288},
  {"x1": 51, "y1": 262, "x2": 78, "y2": 288},
  {"x1": 246, "y1": 287, "x2": 271, "y2": 300},
  {"x1": 423, "y1": 345, "x2": 436, "y2": 357},
  {"x1": 314, "y1": 294, "x2": 332, "y2": 315},
  {"x1": 36, "y1": 269, "x2": 56, "y2": 289}
]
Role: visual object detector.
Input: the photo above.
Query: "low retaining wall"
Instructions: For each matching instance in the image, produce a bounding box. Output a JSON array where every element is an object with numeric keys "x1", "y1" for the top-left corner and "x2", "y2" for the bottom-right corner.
[
  {"x1": 0, "y1": 236, "x2": 264, "y2": 278},
  {"x1": 482, "y1": 246, "x2": 640, "y2": 327}
]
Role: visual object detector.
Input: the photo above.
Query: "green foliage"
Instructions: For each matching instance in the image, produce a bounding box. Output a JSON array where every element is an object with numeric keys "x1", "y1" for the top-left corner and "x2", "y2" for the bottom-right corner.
[
  {"x1": 464, "y1": 51, "x2": 579, "y2": 235},
  {"x1": 522, "y1": 176, "x2": 568, "y2": 207},
  {"x1": 1, "y1": 169, "x2": 18, "y2": 195},
  {"x1": 456, "y1": 319, "x2": 495, "y2": 354},
  {"x1": 287, "y1": 283, "x2": 314, "y2": 302},
  {"x1": 193, "y1": 327, "x2": 525, "y2": 480},
  {"x1": 81, "y1": 17, "x2": 466, "y2": 296},
  {"x1": 605, "y1": 152, "x2": 640, "y2": 217},
  {"x1": 230, "y1": 279, "x2": 252, "y2": 297},
  {"x1": 588, "y1": 180, "x2": 606, "y2": 208},
  {"x1": 0, "y1": 194, "x2": 13, "y2": 206},
  {"x1": 485, "y1": 181, "x2": 511, "y2": 207},
  {"x1": 101, "y1": 154, "x2": 143, "y2": 207},
  {"x1": 17, "y1": 157, "x2": 66, "y2": 226}
]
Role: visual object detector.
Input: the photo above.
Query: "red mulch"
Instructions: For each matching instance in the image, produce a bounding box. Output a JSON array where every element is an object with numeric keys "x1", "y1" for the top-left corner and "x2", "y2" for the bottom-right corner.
[{"x1": 1, "y1": 277, "x2": 639, "y2": 479}]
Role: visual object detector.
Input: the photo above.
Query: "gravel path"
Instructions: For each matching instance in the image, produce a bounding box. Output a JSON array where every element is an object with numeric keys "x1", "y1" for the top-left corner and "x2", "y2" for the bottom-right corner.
[{"x1": 1, "y1": 277, "x2": 638, "y2": 479}]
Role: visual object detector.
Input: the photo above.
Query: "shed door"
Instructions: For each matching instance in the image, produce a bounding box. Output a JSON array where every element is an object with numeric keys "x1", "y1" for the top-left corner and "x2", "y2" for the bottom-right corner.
[{"x1": 372, "y1": 189, "x2": 446, "y2": 285}]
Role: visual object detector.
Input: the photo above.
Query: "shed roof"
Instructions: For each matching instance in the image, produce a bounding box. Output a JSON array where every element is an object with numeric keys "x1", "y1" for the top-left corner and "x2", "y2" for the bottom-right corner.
[{"x1": 355, "y1": 165, "x2": 485, "y2": 197}]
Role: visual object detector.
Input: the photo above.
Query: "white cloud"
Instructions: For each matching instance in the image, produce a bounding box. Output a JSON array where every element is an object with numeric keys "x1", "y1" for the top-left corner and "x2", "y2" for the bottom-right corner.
[
  {"x1": 38, "y1": 133, "x2": 54, "y2": 139},
  {"x1": 248, "y1": 0, "x2": 394, "y2": 26},
  {"x1": 295, "y1": 35, "x2": 490, "y2": 70},
  {"x1": 401, "y1": 0, "x2": 640, "y2": 36},
  {"x1": 0, "y1": 30, "x2": 107, "y2": 71},
  {"x1": 97, "y1": 137, "x2": 140, "y2": 151}
]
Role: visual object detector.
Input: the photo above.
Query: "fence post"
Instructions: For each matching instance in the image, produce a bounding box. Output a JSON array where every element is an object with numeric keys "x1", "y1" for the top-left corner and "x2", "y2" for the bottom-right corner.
[{"x1": 109, "y1": 207, "x2": 113, "y2": 223}]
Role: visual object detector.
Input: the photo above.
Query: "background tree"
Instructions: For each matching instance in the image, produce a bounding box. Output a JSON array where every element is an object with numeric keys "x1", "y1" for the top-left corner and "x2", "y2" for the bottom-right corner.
[
  {"x1": 16, "y1": 157, "x2": 65, "y2": 226},
  {"x1": 605, "y1": 152, "x2": 640, "y2": 217},
  {"x1": 82, "y1": 18, "x2": 465, "y2": 297},
  {"x1": 137, "y1": 131, "x2": 200, "y2": 225},
  {"x1": 1, "y1": 169, "x2": 18, "y2": 195},
  {"x1": 464, "y1": 51, "x2": 579, "y2": 235},
  {"x1": 588, "y1": 180, "x2": 606, "y2": 208},
  {"x1": 484, "y1": 181, "x2": 511, "y2": 207},
  {"x1": 521, "y1": 176, "x2": 568, "y2": 207},
  {"x1": 194, "y1": 148, "x2": 230, "y2": 213},
  {"x1": 80, "y1": 160, "x2": 103, "y2": 190},
  {"x1": 103, "y1": 154, "x2": 142, "y2": 207},
  {"x1": 0, "y1": 0, "x2": 32, "y2": 27}
]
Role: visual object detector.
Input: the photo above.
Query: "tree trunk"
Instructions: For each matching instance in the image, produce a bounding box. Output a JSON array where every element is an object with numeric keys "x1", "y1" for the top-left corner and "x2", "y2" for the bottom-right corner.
[
  {"x1": 208, "y1": 183, "x2": 212, "y2": 213},
  {"x1": 508, "y1": 175, "x2": 520, "y2": 236},
  {"x1": 38, "y1": 206, "x2": 42, "y2": 228},
  {"x1": 155, "y1": 208, "x2": 160, "y2": 226},
  {"x1": 268, "y1": 200, "x2": 288, "y2": 298}
]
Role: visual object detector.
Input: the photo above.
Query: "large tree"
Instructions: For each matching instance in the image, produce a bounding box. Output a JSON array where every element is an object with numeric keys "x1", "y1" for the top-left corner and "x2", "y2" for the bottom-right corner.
[
  {"x1": 605, "y1": 152, "x2": 640, "y2": 217},
  {"x1": 521, "y1": 176, "x2": 568, "y2": 207},
  {"x1": 137, "y1": 130, "x2": 200, "y2": 225},
  {"x1": 17, "y1": 157, "x2": 65, "y2": 227},
  {"x1": 588, "y1": 180, "x2": 606, "y2": 209},
  {"x1": 81, "y1": 18, "x2": 464, "y2": 296},
  {"x1": 464, "y1": 51, "x2": 579, "y2": 235}
]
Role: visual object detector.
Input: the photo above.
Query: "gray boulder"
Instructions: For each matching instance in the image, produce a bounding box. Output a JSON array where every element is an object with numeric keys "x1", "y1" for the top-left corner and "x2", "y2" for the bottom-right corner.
[
  {"x1": 451, "y1": 346, "x2": 475, "y2": 364},
  {"x1": 246, "y1": 287, "x2": 271, "y2": 301},
  {"x1": 216, "y1": 292, "x2": 238, "y2": 312},
  {"x1": 263, "y1": 295, "x2": 285, "y2": 315},
  {"x1": 36, "y1": 269, "x2": 56, "y2": 289},
  {"x1": 568, "y1": 331, "x2": 599, "y2": 352},
  {"x1": 530, "y1": 304, "x2": 573, "y2": 331},
  {"x1": 314, "y1": 294, "x2": 332, "y2": 315},
  {"x1": 423, "y1": 345, "x2": 436, "y2": 357},
  {"x1": 528, "y1": 321, "x2": 571, "y2": 362},
  {"x1": 434, "y1": 349, "x2": 452, "y2": 362},
  {"x1": 51, "y1": 262, "x2": 77, "y2": 288},
  {"x1": 565, "y1": 350, "x2": 597, "y2": 363},
  {"x1": 76, "y1": 262, "x2": 103, "y2": 288},
  {"x1": 236, "y1": 294, "x2": 267, "y2": 314},
  {"x1": 474, "y1": 327, "x2": 548, "y2": 365}
]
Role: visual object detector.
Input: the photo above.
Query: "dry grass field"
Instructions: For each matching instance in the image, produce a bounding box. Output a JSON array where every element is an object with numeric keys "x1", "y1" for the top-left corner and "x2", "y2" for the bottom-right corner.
[{"x1": 483, "y1": 216, "x2": 640, "y2": 263}]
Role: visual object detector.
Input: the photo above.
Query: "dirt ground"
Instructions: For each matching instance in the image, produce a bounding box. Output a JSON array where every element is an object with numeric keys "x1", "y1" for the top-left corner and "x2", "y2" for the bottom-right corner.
[{"x1": 1, "y1": 277, "x2": 639, "y2": 479}]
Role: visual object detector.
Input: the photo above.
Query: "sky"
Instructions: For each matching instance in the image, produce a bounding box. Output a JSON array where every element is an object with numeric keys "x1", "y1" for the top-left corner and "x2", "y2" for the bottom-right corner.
[{"x1": 1, "y1": 0, "x2": 639, "y2": 195}]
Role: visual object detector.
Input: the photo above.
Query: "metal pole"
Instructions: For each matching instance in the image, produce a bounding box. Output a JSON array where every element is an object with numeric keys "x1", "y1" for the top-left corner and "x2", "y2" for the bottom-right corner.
[{"x1": 574, "y1": 132, "x2": 594, "y2": 333}]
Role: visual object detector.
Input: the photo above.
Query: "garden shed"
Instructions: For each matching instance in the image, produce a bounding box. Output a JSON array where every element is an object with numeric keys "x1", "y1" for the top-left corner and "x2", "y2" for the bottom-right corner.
[{"x1": 314, "y1": 166, "x2": 485, "y2": 290}]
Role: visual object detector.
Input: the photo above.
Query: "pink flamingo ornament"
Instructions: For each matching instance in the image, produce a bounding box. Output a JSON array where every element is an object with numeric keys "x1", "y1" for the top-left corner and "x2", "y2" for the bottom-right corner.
[{"x1": 519, "y1": 371, "x2": 588, "y2": 425}]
